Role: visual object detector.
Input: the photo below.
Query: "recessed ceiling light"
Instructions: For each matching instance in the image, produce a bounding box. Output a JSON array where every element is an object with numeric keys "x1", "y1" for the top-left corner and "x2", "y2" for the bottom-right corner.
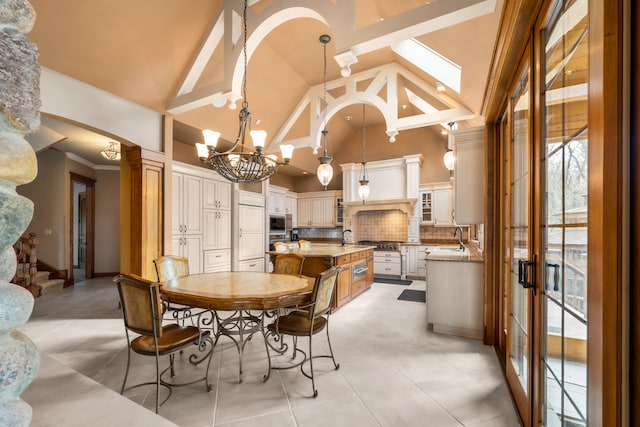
[
  {"x1": 436, "y1": 82, "x2": 446, "y2": 92},
  {"x1": 255, "y1": 118, "x2": 261, "y2": 125},
  {"x1": 379, "y1": 17, "x2": 384, "y2": 22},
  {"x1": 401, "y1": 104, "x2": 408, "y2": 110},
  {"x1": 345, "y1": 115, "x2": 353, "y2": 121},
  {"x1": 441, "y1": 130, "x2": 448, "y2": 135}
]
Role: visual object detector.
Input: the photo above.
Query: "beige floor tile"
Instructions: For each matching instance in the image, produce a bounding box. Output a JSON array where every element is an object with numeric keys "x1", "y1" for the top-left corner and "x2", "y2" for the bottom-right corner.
[
  {"x1": 358, "y1": 382, "x2": 463, "y2": 426},
  {"x1": 20, "y1": 277, "x2": 520, "y2": 426},
  {"x1": 292, "y1": 394, "x2": 379, "y2": 427}
]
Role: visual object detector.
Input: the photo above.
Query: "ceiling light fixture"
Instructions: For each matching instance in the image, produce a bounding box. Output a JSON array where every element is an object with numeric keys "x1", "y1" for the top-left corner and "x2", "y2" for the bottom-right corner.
[
  {"x1": 316, "y1": 34, "x2": 333, "y2": 191},
  {"x1": 436, "y1": 82, "x2": 446, "y2": 92},
  {"x1": 100, "y1": 141, "x2": 121, "y2": 160},
  {"x1": 443, "y1": 122, "x2": 456, "y2": 171},
  {"x1": 196, "y1": 0, "x2": 293, "y2": 183},
  {"x1": 358, "y1": 104, "x2": 370, "y2": 203}
]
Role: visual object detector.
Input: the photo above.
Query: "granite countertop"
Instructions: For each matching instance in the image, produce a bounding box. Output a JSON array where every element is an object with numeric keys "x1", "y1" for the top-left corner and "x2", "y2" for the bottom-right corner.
[
  {"x1": 266, "y1": 244, "x2": 375, "y2": 257},
  {"x1": 425, "y1": 245, "x2": 484, "y2": 263}
]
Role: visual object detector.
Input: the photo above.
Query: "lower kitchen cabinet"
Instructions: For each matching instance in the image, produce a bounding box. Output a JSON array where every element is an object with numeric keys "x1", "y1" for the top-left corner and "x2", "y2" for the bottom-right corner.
[
  {"x1": 238, "y1": 258, "x2": 265, "y2": 272},
  {"x1": 171, "y1": 235, "x2": 202, "y2": 274},
  {"x1": 203, "y1": 249, "x2": 230, "y2": 272},
  {"x1": 405, "y1": 245, "x2": 419, "y2": 277},
  {"x1": 374, "y1": 250, "x2": 401, "y2": 277},
  {"x1": 426, "y1": 259, "x2": 484, "y2": 339}
]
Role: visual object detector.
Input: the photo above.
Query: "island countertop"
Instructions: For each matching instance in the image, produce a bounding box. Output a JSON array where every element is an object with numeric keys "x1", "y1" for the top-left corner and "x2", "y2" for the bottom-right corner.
[
  {"x1": 266, "y1": 244, "x2": 375, "y2": 257},
  {"x1": 425, "y1": 246, "x2": 484, "y2": 263}
]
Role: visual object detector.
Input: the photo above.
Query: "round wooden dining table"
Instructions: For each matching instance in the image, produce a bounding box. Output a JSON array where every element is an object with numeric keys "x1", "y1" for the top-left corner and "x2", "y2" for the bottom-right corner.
[
  {"x1": 159, "y1": 271, "x2": 314, "y2": 310},
  {"x1": 159, "y1": 271, "x2": 315, "y2": 383}
]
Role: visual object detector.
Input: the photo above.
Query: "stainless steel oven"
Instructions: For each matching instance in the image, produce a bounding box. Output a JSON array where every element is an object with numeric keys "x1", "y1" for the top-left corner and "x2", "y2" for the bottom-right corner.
[{"x1": 352, "y1": 260, "x2": 368, "y2": 281}]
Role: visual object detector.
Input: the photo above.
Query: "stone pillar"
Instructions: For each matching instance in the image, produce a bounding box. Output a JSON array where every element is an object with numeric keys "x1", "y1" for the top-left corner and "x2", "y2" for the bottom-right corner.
[{"x1": 0, "y1": 1, "x2": 41, "y2": 426}]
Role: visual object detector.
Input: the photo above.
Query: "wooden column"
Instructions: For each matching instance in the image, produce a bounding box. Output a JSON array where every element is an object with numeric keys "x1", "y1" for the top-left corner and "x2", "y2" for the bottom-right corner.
[{"x1": 126, "y1": 148, "x2": 165, "y2": 280}]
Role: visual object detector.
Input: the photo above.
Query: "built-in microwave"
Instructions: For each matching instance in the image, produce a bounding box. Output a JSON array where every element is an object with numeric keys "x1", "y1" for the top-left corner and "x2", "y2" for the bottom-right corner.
[{"x1": 269, "y1": 214, "x2": 292, "y2": 235}]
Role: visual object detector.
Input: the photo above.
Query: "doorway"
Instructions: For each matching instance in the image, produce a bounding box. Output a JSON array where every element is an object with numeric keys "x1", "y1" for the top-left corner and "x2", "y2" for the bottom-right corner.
[{"x1": 70, "y1": 173, "x2": 95, "y2": 283}]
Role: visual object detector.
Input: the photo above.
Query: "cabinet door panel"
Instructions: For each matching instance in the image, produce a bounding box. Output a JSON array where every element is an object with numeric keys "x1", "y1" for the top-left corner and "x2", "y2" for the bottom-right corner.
[
  {"x1": 183, "y1": 175, "x2": 202, "y2": 234},
  {"x1": 217, "y1": 210, "x2": 231, "y2": 249},
  {"x1": 183, "y1": 235, "x2": 202, "y2": 274},
  {"x1": 433, "y1": 189, "x2": 453, "y2": 226},
  {"x1": 203, "y1": 210, "x2": 218, "y2": 250},
  {"x1": 171, "y1": 174, "x2": 183, "y2": 234},
  {"x1": 310, "y1": 198, "x2": 324, "y2": 226},
  {"x1": 217, "y1": 182, "x2": 232, "y2": 210}
]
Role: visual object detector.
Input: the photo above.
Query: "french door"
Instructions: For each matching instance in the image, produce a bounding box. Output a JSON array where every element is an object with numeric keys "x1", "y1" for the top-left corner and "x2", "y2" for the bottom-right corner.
[
  {"x1": 503, "y1": 0, "x2": 590, "y2": 426},
  {"x1": 540, "y1": 0, "x2": 589, "y2": 425},
  {"x1": 505, "y1": 62, "x2": 535, "y2": 426}
]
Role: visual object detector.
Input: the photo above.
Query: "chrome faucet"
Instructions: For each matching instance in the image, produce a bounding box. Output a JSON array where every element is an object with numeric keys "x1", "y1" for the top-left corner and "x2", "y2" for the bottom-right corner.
[
  {"x1": 454, "y1": 226, "x2": 464, "y2": 251},
  {"x1": 341, "y1": 229, "x2": 352, "y2": 247}
]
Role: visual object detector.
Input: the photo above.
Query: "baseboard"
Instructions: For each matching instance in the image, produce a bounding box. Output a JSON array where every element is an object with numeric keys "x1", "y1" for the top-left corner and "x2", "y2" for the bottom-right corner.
[{"x1": 94, "y1": 272, "x2": 119, "y2": 278}]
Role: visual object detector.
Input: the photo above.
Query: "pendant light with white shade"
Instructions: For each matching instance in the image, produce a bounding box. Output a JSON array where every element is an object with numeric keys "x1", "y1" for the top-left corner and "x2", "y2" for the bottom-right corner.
[
  {"x1": 358, "y1": 104, "x2": 370, "y2": 203},
  {"x1": 316, "y1": 34, "x2": 333, "y2": 190}
]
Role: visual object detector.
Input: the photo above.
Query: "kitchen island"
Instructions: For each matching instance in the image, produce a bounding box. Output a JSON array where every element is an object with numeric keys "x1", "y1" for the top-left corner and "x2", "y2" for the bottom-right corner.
[
  {"x1": 426, "y1": 246, "x2": 484, "y2": 339},
  {"x1": 266, "y1": 244, "x2": 375, "y2": 309}
]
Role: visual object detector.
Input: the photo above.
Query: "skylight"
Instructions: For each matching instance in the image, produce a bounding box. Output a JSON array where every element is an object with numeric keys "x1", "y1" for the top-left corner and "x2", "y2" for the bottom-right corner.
[{"x1": 392, "y1": 38, "x2": 461, "y2": 93}]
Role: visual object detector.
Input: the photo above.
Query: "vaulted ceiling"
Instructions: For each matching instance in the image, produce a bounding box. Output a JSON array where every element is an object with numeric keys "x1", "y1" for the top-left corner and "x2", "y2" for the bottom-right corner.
[{"x1": 26, "y1": 0, "x2": 503, "y2": 173}]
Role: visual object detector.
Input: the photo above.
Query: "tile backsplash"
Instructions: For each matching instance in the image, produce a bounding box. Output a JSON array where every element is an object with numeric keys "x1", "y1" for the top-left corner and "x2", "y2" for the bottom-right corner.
[{"x1": 357, "y1": 210, "x2": 407, "y2": 242}]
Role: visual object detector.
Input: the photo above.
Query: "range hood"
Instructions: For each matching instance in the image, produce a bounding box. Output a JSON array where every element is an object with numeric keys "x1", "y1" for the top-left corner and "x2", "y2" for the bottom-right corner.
[{"x1": 343, "y1": 198, "x2": 417, "y2": 217}]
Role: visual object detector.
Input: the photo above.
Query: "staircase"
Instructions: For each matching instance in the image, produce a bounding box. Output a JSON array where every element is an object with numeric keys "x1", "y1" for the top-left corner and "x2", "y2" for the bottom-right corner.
[
  {"x1": 12, "y1": 233, "x2": 65, "y2": 297},
  {"x1": 15, "y1": 265, "x2": 65, "y2": 296}
]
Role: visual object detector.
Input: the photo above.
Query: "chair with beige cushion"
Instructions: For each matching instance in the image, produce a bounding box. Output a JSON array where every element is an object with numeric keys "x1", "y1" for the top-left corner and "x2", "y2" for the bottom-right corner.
[
  {"x1": 267, "y1": 266, "x2": 342, "y2": 397},
  {"x1": 114, "y1": 273, "x2": 214, "y2": 413},
  {"x1": 153, "y1": 255, "x2": 189, "y2": 282},
  {"x1": 153, "y1": 255, "x2": 192, "y2": 322},
  {"x1": 273, "y1": 253, "x2": 305, "y2": 275}
]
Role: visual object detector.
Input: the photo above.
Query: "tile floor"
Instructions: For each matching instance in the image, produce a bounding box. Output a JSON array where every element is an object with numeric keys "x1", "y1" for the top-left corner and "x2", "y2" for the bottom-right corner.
[{"x1": 21, "y1": 277, "x2": 521, "y2": 427}]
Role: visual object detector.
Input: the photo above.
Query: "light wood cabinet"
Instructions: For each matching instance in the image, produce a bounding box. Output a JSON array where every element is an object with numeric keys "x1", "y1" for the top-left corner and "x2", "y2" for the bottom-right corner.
[
  {"x1": 286, "y1": 192, "x2": 297, "y2": 226},
  {"x1": 297, "y1": 191, "x2": 337, "y2": 228},
  {"x1": 453, "y1": 126, "x2": 485, "y2": 224},
  {"x1": 433, "y1": 187, "x2": 453, "y2": 226},
  {"x1": 405, "y1": 245, "x2": 419, "y2": 277},
  {"x1": 172, "y1": 163, "x2": 231, "y2": 274},
  {"x1": 268, "y1": 185, "x2": 287, "y2": 215}
]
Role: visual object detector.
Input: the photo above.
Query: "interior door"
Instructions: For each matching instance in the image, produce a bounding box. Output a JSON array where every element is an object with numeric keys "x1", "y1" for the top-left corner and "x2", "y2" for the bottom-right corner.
[{"x1": 505, "y1": 63, "x2": 534, "y2": 426}]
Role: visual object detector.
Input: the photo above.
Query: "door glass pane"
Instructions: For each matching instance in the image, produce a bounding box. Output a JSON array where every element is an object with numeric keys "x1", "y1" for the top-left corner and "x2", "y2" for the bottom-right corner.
[
  {"x1": 542, "y1": 0, "x2": 588, "y2": 425},
  {"x1": 510, "y1": 65, "x2": 530, "y2": 393}
]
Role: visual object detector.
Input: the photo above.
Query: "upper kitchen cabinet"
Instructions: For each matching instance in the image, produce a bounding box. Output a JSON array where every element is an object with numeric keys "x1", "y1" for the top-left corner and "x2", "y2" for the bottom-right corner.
[
  {"x1": 419, "y1": 181, "x2": 453, "y2": 226},
  {"x1": 452, "y1": 126, "x2": 485, "y2": 224},
  {"x1": 297, "y1": 191, "x2": 337, "y2": 228},
  {"x1": 267, "y1": 185, "x2": 287, "y2": 215},
  {"x1": 286, "y1": 191, "x2": 297, "y2": 227}
]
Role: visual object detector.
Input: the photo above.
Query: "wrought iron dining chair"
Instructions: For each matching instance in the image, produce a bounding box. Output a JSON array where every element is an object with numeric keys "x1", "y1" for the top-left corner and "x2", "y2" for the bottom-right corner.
[
  {"x1": 267, "y1": 266, "x2": 342, "y2": 397},
  {"x1": 114, "y1": 273, "x2": 214, "y2": 413},
  {"x1": 273, "y1": 253, "x2": 305, "y2": 275},
  {"x1": 153, "y1": 255, "x2": 192, "y2": 323}
]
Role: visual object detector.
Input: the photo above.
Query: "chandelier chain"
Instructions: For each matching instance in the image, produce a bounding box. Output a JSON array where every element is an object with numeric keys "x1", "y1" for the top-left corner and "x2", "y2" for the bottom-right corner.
[
  {"x1": 362, "y1": 104, "x2": 366, "y2": 163},
  {"x1": 242, "y1": 0, "x2": 248, "y2": 110}
]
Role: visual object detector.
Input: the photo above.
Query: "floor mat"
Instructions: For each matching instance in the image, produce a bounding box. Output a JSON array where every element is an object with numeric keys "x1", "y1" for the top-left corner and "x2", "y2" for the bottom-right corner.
[
  {"x1": 374, "y1": 277, "x2": 413, "y2": 285},
  {"x1": 397, "y1": 289, "x2": 426, "y2": 302}
]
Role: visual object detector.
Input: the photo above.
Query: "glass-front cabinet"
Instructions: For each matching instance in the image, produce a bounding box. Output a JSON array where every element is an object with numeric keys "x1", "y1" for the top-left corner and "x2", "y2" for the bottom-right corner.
[{"x1": 419, "y1": 189, "x2": 432, "y2": 223}]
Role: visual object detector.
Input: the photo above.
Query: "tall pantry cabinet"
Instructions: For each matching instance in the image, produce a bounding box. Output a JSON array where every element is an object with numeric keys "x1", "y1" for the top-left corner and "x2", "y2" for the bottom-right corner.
[{"x1": 171, "y1": 163, "x2": 231, "y2": 273}]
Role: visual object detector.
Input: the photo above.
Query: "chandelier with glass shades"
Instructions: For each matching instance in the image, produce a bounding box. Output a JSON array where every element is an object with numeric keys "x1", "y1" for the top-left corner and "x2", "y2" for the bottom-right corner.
[
  {"x1": 196, "y1": 0, "x2": 294, "y2": 183},
  {"x1": 316, "y1": 34, "x2": 333, "y2": 190},
  {"x1": 100, "y1": 141, "x2": 121, "y2": 160},
  {"x1": 358, "y1": 104, "x2": 370, "y2": 202}
]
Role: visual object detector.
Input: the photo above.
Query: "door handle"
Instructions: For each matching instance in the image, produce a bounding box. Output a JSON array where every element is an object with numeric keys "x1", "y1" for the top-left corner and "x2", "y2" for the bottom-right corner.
[
  {"x1": 545, "y1": 262, "x2": 560, "y2": 291},
  {"x1": 518, "y1": 255, "x2": 537, "y2": 295}
]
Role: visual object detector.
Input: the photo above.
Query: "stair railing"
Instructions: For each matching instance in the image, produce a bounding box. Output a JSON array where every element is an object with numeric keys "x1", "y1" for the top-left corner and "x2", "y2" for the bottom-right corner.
[{"x1": 12, "y1": 233, "x2": 39, "y2": 295}]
